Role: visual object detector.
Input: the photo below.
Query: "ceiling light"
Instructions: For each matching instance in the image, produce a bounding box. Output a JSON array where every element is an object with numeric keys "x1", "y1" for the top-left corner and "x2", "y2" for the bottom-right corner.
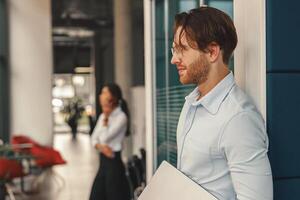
[{"x1": 74, "y1": 67, "x2": 94, "y2": 73}]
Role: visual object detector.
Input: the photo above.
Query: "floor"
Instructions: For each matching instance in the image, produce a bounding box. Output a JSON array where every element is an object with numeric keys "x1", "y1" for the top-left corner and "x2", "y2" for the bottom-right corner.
[{"x1": 13, "y1": 133, "x2": 99, "y2": 200}]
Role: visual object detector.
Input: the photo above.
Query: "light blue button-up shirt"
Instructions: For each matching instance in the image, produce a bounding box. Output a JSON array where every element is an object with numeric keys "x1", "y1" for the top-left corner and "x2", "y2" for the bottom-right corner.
[
  {"x1": 91, "y1": 106, "x2": 127, "y2": 152},
  {"x1": 177, "y1": 72, "x2": 273, "y2": 200}
]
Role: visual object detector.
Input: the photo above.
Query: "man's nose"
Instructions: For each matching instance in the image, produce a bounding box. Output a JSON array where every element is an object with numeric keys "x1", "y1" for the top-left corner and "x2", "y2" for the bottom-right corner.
[{"x1": 171, "y1": 54, "x2": 180, "y2": 65}]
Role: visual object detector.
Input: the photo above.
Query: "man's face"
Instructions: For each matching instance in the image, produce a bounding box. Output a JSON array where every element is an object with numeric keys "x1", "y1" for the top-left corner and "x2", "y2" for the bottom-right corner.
[{"x1": 171, "y1": 27, "x2": 210, "y2": 85}]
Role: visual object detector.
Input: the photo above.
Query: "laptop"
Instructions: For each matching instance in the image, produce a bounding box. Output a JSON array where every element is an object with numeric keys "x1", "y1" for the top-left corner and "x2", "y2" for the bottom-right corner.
[{"x1": 138, "y1": 161, "x2": 218, "y2": 200}]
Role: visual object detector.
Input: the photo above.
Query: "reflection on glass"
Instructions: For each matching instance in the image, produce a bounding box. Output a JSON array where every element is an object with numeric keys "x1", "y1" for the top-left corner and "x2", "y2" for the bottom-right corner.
[
  {"x1": 207, "y1": 0, "x2": 234, "y2": 71},
  {"x1": 155, "y1": 0, "x2": 200, "y2": 167},
  {"x1": 154, "y1": 0, "x2": 234, "y2": 167},
  {"x1": 179, "y1": 0, "x2": 197, "y2": 12}
]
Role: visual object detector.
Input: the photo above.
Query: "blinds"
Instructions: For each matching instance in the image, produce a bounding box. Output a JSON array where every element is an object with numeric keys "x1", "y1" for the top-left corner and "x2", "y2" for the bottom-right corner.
[
  {"x1": 153, "y1": 0, "x2": 233, "y2": 168},
  {"x1": 154, "y1": 0, "x2": 200, "y2": 167},
  {"x1": 156, "y1": 85, "x2": 194, "y2": 166}
]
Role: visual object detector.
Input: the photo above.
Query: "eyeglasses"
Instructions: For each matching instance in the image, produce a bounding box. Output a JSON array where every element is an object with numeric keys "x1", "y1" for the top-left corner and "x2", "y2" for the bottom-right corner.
[
  {"x1": 171, "y1": 46, "x2": 188, "y2": 56},
  {"x1": 171, "y1": 47, "x2": 182, "y2": 56}
]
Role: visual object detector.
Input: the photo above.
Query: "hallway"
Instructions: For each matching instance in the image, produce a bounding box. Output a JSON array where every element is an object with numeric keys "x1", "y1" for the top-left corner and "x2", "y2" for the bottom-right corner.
[{"x1": 16, "y1": 133, "x2": 98, "y2": 200}]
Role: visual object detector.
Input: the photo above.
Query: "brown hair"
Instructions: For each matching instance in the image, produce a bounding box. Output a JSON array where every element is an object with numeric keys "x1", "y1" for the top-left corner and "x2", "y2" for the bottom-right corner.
[
  {"x1": 102, "y1": 83, "x2": 131, "y2": 136},
  {"x1": 174, "y1": 7, "x2": 237, "y2": 64}
]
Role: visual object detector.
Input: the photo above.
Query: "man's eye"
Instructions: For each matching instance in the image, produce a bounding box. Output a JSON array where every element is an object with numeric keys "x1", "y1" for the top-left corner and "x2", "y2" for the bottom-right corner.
[{"x1": 181, "y1": 45, "x2": 188, "y2": 50}]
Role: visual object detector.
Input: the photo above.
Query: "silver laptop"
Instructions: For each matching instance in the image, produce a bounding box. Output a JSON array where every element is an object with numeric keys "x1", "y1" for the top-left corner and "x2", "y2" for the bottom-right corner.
[{"x1": 138, "y1": 161, "x2": 218, "y2": 200}]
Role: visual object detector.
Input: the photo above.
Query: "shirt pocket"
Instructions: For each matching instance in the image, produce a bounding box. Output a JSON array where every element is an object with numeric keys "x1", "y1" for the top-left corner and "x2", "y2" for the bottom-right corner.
[{"x1": 182, "y1": 139, "x2": 220, "y2": 182}]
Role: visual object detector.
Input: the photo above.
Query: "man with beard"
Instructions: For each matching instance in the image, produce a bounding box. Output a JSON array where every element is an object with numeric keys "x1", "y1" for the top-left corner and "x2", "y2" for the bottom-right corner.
[{"x1": 171, "y1": 7, "x2": 273, "y2": 200}]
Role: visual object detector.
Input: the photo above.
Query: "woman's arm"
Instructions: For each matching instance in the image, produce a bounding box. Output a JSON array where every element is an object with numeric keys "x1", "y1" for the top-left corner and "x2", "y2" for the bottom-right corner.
[
  {"x1": 100, "y1": 114, "x2": 127, "y2": 144},
  {"x1": 95, "y1": 143, "x2": 114, "y2": 158},
  {"x1": 91, "y1": 115, "x2": 115, "y2": 158}
]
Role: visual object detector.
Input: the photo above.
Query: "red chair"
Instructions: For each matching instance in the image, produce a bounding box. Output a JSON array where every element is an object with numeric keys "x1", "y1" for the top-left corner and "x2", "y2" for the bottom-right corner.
[
  {"x1": 11, "y1": 135, "x2": 67, "y2": 193},
  {"x1": 0, "y1": 153, "x2": 25, "y2": 199},
  {"x1": 0, "y1": 158, "x2": 23, "y2": 180},
  {"x1": 11, "y1": 135, "x2": 66, "y2": 168}
]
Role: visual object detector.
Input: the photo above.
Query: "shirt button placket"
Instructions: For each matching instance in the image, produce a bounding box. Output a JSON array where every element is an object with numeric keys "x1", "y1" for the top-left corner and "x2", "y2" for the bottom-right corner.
[{"x1": 178, "y1": 105, "x2": 197, "y2": 169}]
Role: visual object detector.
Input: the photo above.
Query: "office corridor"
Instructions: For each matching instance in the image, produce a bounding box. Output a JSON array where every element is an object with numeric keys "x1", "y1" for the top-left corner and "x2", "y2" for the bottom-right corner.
[{"x1": 16, "y1": 133, "x2": 99, "y2": 200}]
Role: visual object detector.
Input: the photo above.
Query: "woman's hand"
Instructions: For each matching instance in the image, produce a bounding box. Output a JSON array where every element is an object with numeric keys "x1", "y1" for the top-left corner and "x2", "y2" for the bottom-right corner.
[
  {"x1": 102, "y1": 145, "x2": 114, "y2": 158},
  {"x1": 95, "y1": 143, "x2": 114, "y2": 158}
]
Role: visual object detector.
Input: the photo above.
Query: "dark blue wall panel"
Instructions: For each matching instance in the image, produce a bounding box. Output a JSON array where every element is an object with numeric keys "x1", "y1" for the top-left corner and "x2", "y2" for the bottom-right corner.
[
  {"x1": 267, "y1": 0, "x2": 300, "y2": 197},
  {"x1": 273, "y1": 179, "x2": 300, "y2": 200},
  {"x1": 0, "y1": 0, "x2": 10, "y2": 142},
  {"x1": 267, "y1": 74, "x2": 300, "y2": 178},
  {"x1": 267, "y1": 0, "x2": 300, "y2": 72}
]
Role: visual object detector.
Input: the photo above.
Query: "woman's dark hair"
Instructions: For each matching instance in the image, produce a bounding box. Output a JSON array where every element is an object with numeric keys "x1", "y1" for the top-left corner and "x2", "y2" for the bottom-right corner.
[
  {"x1": 174, "y1": 7, "x2": 237, "y2": 64},
  {"x1": 103, "y1": 83, "x2": 130, "y2": 136}
]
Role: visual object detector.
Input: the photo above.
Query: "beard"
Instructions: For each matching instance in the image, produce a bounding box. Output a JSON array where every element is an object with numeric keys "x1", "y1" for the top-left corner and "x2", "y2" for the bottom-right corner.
[{"x1": 180, "y1": 54, "x2": 210, "y2": 85}]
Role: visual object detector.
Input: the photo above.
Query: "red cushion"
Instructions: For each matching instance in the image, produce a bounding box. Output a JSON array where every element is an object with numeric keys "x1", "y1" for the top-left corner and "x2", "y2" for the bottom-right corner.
[
  {"x1": 30, "y1": 146, "x2": 66, "y2": 167},
  {"x1": 11, "y1": 135, "x2": 66, "y2": 168},
  {"x1": 11, "y1": 135, "x2": 37, "y2": 154},
  {"x1": 11, "y1": 135, "x2": 39, "y2": 146},
  {"x1": 0, "y1": 158, "x2": 23, "y2": 179}
]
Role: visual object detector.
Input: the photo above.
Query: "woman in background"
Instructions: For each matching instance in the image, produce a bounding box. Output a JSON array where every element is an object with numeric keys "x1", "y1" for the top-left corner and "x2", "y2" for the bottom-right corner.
[{"x1": 89, "y1": 83, "x2": 130, "y2": 200}]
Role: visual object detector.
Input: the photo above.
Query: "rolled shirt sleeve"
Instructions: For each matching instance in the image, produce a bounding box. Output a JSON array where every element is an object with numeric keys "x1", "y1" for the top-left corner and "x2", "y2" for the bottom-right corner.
[{"x1": 219, "y1": 111, "x2": 273, "y2": 200}]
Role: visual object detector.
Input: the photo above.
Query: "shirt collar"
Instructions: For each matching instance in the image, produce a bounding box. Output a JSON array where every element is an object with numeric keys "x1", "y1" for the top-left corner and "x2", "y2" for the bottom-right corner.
[
  {"x1": 185, "y1": 72, "x2": 235, "y2": 115},
  {"x1": 110, "y1": 106, "x2": 122, "y2": 117}
]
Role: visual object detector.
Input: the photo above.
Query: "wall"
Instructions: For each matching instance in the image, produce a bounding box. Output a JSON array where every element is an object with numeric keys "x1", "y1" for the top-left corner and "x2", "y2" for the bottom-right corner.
[
  {"x1": 131, "y1": 86, "x2": 146, "y2": 155},
  {"x1": 0, "y1": 0, "x2": 10, "y2": 142},
  {"x1": 144, "y1": 0, "x2": 155, "y2": 181},
  {"x1": 8, "y1": 0, "x2": 53, "y2": 146},
  {"x1": 234, "y1": 0, "x2": 266, "y2": 119},
  {"x1": 132, "y1": 0, "x2": 145, "y2": 86},
  {"x1": 267, "y1": 0, "x2": 300, "y2": 198}
]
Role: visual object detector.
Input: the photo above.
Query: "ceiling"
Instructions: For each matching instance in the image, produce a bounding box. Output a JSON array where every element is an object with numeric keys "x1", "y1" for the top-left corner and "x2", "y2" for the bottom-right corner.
[
  {"x1": 52, "y1": 0, "x2": 114, "y2": 73},
  {"x1": 52, "y1": 0, "x2": 113, "y2": 30}
]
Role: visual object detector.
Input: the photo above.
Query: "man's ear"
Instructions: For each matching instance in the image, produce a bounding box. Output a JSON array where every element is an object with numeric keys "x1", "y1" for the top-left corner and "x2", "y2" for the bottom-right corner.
[{"x1": 206, "y1": 42, "x2": 221, "y2": 63}]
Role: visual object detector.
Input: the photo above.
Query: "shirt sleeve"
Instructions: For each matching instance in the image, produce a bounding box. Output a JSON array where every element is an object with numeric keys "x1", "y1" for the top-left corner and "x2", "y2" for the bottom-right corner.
[
  {"x1": 219, "y1": 111, "x2": 273, "y2": 200},
  {"x1": 100, "y1": 114, "x2": 127, "y2": 144},
  {"x1": 91, "y1": 115, "x2": 103, "y2": 147}
]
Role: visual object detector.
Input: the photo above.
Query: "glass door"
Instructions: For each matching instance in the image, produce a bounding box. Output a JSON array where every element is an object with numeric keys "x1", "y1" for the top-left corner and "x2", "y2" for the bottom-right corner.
[
  {"x1": 206, "y1": 0, "x2": 234, "y2": 71},
  {"x1": 153, "y1": 0, "x2": 233, "y2": 167},
  {"x1": 154, "y1": 0, "x2": 199, "y2": 167}
]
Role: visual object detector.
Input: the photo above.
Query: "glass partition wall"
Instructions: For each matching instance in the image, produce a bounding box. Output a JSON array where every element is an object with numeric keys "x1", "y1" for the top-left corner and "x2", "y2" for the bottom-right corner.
[{"x1": 153, "y1": 0, "x2": 233, "y2": 167}]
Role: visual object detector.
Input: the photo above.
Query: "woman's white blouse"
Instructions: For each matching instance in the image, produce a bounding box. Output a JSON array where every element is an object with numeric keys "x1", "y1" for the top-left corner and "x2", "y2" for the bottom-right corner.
[{"x1": 91, "y1": 106, "x2": 127, "y2": 152}]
